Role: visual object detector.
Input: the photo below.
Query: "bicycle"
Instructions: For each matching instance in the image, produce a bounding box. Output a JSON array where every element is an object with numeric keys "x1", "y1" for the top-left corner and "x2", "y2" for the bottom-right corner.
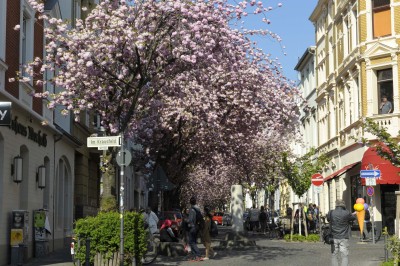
[
  {"x1": 141, "y1": 231, "x2": 159, "y2": 265},
  {"x1": 264, "y1": 223, "x2": 284, "y2": 239}
]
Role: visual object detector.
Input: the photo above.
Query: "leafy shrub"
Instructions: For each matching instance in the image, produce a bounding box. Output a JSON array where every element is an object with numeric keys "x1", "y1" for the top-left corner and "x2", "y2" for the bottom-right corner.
[
  {"x1": 383, "y1": 227, "x2": 400, "y2": 265},
  {"x1": 284, "y1": 233, "x2": 319, "y2": 242},
  {"x1": 306, "y1": 234, "x2": 320, "y2": 242},
  {"x1": 73, "y1": 211, "x2": 147, "y2": 265}
]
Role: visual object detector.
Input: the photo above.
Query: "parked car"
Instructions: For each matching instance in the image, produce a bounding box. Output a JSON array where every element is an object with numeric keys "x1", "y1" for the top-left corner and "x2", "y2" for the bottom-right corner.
[
  {"x1": 212, "y1": 212, "x2": 224, "y2": 225},
  {"x1": 222, "y1": 213, "x2": 232, "y2": 226},
  {"x1": 157, "y1": 211, "x2": 183, "y2": 236}
]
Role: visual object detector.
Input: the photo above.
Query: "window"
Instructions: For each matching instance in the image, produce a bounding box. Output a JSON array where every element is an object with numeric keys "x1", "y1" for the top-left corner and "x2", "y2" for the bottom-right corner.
[
  {"x1": 373, "y1": 0, "x2": 391, "y2": 38},
  {"x1": 377, "y1": 69, "x2": 393, "y2": 114},
  {"x1": 20, "y1": 0, "x2": 35, "y2": 78},
  {"x1": 350, "y1": 175, "x2": 362, "y2": 208}
]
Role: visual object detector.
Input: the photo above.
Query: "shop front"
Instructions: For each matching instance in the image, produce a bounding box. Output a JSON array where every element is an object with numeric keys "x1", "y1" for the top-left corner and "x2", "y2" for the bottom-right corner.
[{"x1": 361, "y1": 147, "x2": 400, "y2": 235}]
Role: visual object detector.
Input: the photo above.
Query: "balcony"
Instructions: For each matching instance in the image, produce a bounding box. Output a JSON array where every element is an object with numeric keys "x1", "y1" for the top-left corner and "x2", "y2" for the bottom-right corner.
[{"x1": 364, "y1": 114, "x2": 400, "y2": 140}]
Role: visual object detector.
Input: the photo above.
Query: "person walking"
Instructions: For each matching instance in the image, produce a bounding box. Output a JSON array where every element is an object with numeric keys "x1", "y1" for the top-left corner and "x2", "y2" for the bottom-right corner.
[
  {"x1": 249, "y1": 204, "x2": 260, "y2": 234},
  {"x1": 145, "y1": 206, "x2": 159, "y2": 235},
  {"x1": 201, "y1": 206, "x2": 216, "y2": 260},
  {"x1": 187, "y1": 196, "x2": 203, "y2": 261},
  {"x1": 306, "y1": 203, "x2": 315, "y2": 233},
  {"x1": 259, "y1": 206, "x2": 268, "y2": 234},
  {"x1": 313, "y1": 204, "x2": 320, "y2": 233},
  {"x1": 327, "y1": 199, "x2": 356, "y2": 266},
  {"x1": 181, "y1": 208, "x2": 191, "y2": 254}
]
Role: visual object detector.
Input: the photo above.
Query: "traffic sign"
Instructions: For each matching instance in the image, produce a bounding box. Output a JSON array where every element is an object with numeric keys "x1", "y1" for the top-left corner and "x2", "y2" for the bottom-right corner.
[
  {"x1": 366, "y1": 177, "x2": 376, "y2": 186},
  {"x1": 314, "y1": 186, "x2": 323, "y2": 193},
  {"x1": 367, "y1": 186, "x2": 374, "y2": 196},
  {"x1": 87, "y1": 136, "x2": 121, "y2": 148},
  {"x1": 116, "y1": 149, "x2": 132, "y2": 166},
  {"x1": 360, "y1": 170, "x2": 381, "y2": 178},
  {"x1": 311, "y1": 173, "x2": 324, "y2": 186}
]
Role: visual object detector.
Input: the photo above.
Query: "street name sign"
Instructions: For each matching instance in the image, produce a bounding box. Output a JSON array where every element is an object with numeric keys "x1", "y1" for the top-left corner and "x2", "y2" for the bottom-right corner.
[
  {"x1": 360, "y1": 170, "x2": 381, "y2": 178},
  {"x1": 87, "y1": 136, "x2": 121, "y2": 148},
  {"x1": 311, "y1": 173, "x2": 324, "y2": 186}
]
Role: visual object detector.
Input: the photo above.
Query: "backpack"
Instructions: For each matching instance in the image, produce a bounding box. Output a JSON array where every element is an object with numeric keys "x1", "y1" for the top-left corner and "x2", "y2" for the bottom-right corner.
[
  {"x1": 192, "y1": 207, "x2": 205, "y2": 230},
  {"x1": 365, "y1": 210, "x2": 370, "y2": 221},
  {"x1": 210, "y1": 219, "x2": 218, "y2": 237},
  {"x1": 259, "y1": 211, "x2": 267, "y2": 221}
]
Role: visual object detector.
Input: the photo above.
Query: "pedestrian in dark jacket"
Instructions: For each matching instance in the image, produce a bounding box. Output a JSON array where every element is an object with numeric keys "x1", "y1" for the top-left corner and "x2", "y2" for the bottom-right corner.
[
  {"x1": 327, "y1": 199, "x2": 356, "y2": 266},
  {"x1": 187, "y1": 196, "x2": 203, "y2": 261}
]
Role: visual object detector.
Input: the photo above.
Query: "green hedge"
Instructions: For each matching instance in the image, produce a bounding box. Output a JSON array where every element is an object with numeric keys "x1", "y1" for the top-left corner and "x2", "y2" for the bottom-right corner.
[
  {"x1": 73, "y1": 211, "x2": 147, "y2": 265},
  {"x1": 284, "y1": 233, "x2": 320, "y2": 242}
]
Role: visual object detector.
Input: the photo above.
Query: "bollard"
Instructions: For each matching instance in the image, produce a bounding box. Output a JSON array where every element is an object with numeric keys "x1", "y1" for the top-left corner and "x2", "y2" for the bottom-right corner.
[
  {"x1": 77, "y1": 238, "x2": 81, "y2": 266},
  {"x1": 85, "y1": 237, "x2": 90, "y2": 266},
  {"x1": 384, "y1": 234, "x2": 388, "y2": 262}
]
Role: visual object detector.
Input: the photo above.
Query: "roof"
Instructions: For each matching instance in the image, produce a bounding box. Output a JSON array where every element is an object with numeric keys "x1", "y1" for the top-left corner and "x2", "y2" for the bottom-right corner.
[{"x1": 324, "y1": 162, "x2": 360, "y2": 182}]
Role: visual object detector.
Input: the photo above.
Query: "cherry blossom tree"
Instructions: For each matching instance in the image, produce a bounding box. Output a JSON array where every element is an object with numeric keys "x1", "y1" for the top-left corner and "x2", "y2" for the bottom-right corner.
[{"x1": 19, "y1": 0, "x2": 300, "y2": 208}]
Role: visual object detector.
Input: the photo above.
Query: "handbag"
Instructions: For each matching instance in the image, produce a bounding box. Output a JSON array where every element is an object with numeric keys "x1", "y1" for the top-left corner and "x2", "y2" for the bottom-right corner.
[{"x1": 323, "y1": 210, "x2": 334, "y2": 245}]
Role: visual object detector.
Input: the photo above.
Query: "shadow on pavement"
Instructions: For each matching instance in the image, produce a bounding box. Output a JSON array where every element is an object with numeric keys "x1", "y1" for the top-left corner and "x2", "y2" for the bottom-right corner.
[{"x1": 24, "y1": 246, "x2": 74, "y2": 266}]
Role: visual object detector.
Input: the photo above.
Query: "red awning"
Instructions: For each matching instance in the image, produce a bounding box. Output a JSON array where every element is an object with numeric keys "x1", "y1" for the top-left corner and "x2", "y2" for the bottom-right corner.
[
  {"x1": 324, "y1": 162, "x2": 360, "y2": 182},
  {"x1": 361, "y1": 147, "x2": 400, "y2": 185}
]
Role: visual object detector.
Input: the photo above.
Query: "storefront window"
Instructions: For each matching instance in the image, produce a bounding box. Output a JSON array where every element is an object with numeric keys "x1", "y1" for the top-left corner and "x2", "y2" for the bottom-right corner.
[{"x1": 351, "y1": 174, "x2": 362, "y2": 211}]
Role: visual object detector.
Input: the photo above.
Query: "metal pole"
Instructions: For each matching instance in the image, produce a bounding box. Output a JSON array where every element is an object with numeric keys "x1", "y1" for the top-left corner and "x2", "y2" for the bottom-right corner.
[
  {"x1": 371, "y1": 197, "x2": 375, "y2": 244},
  {"x1": 120, "y1": 134, "x2": 125, "y2": 266},
  {"x1": 85, "y1": 238, "x2": 90, "y2": 266},
  {"x1": 384, "y1": 233, "x2": 388, "y2": 262}
]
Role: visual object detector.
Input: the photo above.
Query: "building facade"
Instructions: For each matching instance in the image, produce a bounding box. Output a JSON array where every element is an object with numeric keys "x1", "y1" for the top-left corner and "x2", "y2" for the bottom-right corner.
[{"x1": 307, "y1": 0, "x2": 400, "y2": 235}]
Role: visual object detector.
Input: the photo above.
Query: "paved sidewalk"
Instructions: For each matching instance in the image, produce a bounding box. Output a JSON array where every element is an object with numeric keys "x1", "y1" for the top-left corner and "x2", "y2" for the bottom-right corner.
[
  {"x1": 22, "y1": 230, "x2": 388, "y2": 266},
  {"x1": 150, "y1": 233, "x2": 387, "y2": 266},
  {"x1": 24, "y1": 246, "x2": 73, "y2": 266}
]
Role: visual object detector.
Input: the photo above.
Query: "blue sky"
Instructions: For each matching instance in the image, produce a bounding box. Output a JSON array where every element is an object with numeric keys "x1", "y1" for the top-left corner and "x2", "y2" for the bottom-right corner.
[{"x1": 243, "y1": 0, "x2": 318, "y2": 82}]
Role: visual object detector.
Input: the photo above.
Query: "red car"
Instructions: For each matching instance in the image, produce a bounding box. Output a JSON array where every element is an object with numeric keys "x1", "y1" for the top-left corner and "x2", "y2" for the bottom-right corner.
[
  {"x1": 212, "y1": 212, "x2": 224, "y2": 225},
  {"x1": 157, "y1": 211, "x2": 183, "y2": 235}
]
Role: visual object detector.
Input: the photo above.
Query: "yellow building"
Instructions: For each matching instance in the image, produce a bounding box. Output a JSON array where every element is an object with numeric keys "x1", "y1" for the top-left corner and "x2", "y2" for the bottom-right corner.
[{"x1": 309, "y1": 0, "x2": 400, "y2": 235}]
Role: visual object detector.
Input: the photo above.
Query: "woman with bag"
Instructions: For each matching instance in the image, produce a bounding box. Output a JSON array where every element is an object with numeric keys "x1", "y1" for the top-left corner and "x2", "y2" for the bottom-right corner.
[{"x1": 201, "y1": 206, "x2": 216, "y2": 260}]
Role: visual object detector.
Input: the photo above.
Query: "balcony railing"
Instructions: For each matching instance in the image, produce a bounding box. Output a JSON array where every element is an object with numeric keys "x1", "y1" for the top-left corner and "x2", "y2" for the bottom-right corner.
[{"x1": 364, "y1": 114, "x2": 400, "y2": 139}]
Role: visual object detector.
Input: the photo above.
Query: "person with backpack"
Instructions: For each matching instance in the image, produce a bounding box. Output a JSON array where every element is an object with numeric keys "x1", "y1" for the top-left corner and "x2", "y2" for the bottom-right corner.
[
  {"x1": 249, "y1": 204, "x2": 260, "y2": 234},
  {"x1": 187, "y1": 196, "x2": 203, "y2": 261},
  {"x1": 327, "y1": 199, "x2": 356, "y2": 266},
  {"x1": 201, "y1": 206, "x2": 217, "y2": 260},
  {"x1": 363, "y1": 205, "x2": 371, "y2": 241}
]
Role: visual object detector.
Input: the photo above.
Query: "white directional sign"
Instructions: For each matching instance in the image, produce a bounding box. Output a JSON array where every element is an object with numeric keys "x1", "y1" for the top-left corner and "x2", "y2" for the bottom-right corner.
[
  {"x1": 360, "y1": 170, "x2": 381, "y2": 178},
  {"x1": 87, "y1": 136, "x2": 121, "y2": 148}
]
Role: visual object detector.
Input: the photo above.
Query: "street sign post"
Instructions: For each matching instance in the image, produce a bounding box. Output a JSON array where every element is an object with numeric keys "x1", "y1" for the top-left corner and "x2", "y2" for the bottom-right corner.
[
  {"x1": 87, "y1": 136, "x2": 121, "y2": 148},
  {"x1": 311, "y1": 173, "x2": 324, "y2": 186},
  {"x1": 360, "y1": 170, "x2": 381, "y2": 178},
  {"x1": 116, "y1": 149, "x2": 132, "y2": 166}
]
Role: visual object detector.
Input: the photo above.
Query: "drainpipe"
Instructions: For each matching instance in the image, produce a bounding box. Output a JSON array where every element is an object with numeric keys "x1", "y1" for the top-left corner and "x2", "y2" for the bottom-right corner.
[{"x1": 53, "y1": 133, "x2": 63, "y2": 251}]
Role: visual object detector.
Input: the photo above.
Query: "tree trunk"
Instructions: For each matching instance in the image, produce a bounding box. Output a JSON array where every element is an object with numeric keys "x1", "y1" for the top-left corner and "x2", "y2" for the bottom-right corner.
[{"x1": 100, "y1": 152, "x2": 117, "y2": 211}]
